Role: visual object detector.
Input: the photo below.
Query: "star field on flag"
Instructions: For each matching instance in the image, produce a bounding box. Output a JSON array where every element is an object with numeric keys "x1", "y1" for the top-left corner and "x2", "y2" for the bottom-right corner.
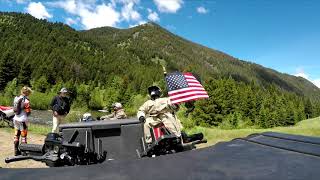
[{"x1": 165, "y1": 72, "x2": 209, "y2": 104}]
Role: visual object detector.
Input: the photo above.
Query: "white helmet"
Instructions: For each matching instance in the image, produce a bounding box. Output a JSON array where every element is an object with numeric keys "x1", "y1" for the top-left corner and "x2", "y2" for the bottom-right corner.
[
  {"x1": 112, "y1": 102, "x2": 122, "y2": 109},
  {"x1": 82, "y1": 113, "x2": 93, "y2": 122}
]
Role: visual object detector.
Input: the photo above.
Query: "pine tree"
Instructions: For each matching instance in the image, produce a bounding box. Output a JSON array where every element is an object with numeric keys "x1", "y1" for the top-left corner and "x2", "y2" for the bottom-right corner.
[
  {"x1": 258, "y1": 105, "x2": 268, "y2": 128},
  {"x1": 0, "y1": 52, "x2": 17, "y2": 90},
  {"x1": 304, "y1": 98, "x2": 313, "y2": 119},
  {"x1": 17, "y1": 61, "x2": 32, "y2": 86}
]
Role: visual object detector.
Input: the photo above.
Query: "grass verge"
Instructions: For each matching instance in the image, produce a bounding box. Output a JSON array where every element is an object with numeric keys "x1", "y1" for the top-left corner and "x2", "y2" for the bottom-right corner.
[
  {"x1": 0, "y1": 123, "x2": 51, "y2": 135},
  {"x1": 27, "y1": 123, "x2": 51, "y2": 135},
  {"x1": 186, "y1": 116, "x2": 320, "y2": 146}
]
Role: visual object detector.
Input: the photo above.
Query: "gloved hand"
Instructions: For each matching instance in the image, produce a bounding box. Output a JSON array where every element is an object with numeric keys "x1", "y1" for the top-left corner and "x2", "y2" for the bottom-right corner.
[{"x1": 139, "y1": 116, "x2": 146, "y2": 123}]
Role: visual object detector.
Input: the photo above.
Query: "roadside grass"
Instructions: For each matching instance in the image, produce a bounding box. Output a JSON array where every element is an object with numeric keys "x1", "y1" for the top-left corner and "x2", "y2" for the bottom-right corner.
[
  {"x1": 0, "y1": 123, "x2": 51, "y2": 136},
  {"x1": 186, "y1": 116, "x2": 320, "y2": 147},
  {"x1": 27, "y1": 123, "x2": 51, "y2": 135}
]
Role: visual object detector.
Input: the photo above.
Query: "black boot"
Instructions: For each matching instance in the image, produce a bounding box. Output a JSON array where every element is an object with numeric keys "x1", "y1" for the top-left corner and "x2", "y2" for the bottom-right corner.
[
  {"x1": 14, "y1": 141, "x2": 21, "y2": 156},
  {"x1": 181, "y1": 131, "x2": 204, "y2": 143}
]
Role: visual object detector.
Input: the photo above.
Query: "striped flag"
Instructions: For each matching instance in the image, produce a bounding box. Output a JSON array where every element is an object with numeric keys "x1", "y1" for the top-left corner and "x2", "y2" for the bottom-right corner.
[{"x1": 165, "y1": 72, "x2": 209, "y2": 104}]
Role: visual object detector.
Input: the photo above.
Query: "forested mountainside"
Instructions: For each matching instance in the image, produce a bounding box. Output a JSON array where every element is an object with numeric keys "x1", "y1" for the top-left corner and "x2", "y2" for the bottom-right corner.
[
  {"x1": 81, "y1": 22, "x2": 320, "y2": 101},
  {"x1": 0, "y1": 12, "x2": 319, "y2": 128}
]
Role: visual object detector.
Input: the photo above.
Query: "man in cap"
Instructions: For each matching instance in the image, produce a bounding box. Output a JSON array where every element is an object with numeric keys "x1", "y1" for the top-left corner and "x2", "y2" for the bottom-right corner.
[
  {"x1": 137, "y1": 86, "x2": 183, "y2": 144},
  {"x1": 50, "y1": 88, "x2": 71, "y2": 133},
  {"x1": 101, "y1": 102, "x2": 127, "y2": 120}
]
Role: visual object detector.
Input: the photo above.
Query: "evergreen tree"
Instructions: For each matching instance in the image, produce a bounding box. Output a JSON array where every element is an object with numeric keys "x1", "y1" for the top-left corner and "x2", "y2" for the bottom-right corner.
[
  {"x1": 0, "y1": 52, "x2": 17, "y2": 90},
  {"x1": 304, "y1": 98, "x2": 313, "y2": 119},
  {"x1": 17, "y1": 61, "x2": 32, "y2": 86}
]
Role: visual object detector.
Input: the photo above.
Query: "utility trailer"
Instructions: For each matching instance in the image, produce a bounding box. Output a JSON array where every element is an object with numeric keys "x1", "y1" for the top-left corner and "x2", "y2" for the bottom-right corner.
[
  {"x1": 5, "y1": 118, "x2": 205, "y2": 167},
  {"x1": 2, "y1": 132, "x2": 320, "y2": 180}
]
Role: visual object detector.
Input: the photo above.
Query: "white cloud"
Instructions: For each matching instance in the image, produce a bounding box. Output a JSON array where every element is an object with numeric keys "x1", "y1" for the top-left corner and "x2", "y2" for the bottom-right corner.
[
  {"x1": 147, "y1": 8, "x2": 159, "y2": 22},
  {"x1": 313, "y1": 79, "x2": 320, "y2": 88},
  {"x1": 153, "y1": 0, "x2": 183, "y2": 13},
  {"x1": 48, "y1": 0, "x2": 145, "y2": 29},
  {"x1": 294, "y1": 69, "x2": 320, "y2": 88},
  {"x1": 129, "y1": 20, "x2": 146, "y2": 28},
  {"x1": 27, "y1": 2, "x2": 52, "y2": 19},
  {"x1": 79, "y1": 3, "x2": 120, "y2": 29},
  {"x1": 65, "y1": 17, "x2": 77, "y2": 26},
  {"x1": 197, "y1": 6, "x2": 208, "y2": 14},
  {"x1": 49, "y1": 0, "x2": 77, "y2": 14},
  {"x1": 112, "y1": 0, "x2": 140, "y2": 5},
  {"x1": 121, "y1": 2, "x2": 141, "y2": 22},
  {"x1": 295, "y1": 72, "x2": 309, "y2": 80}
]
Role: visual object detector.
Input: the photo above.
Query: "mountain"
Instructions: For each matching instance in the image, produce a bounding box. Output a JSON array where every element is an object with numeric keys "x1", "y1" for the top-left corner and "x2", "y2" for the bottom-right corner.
[
  {"x1": 0, "y1": 12, "x2": 320, "y2": 114},
  {"x1": 0, "y1": 12, "x2": 318, "y2": 97},
  {"x1": 0, "y1": 12, "x2": 320, "y2": 128},
  {"x1": 81, "y1": 22, "x2": 320, "y2": 101}
]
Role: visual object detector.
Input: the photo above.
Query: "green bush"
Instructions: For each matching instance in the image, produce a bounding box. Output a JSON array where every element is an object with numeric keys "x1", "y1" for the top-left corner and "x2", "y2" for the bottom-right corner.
[
  {"x1": 0, "y1": 94, "x2": 12, "y2": 106},
  {"x1": 125, "y1": 94, "x2": 148, "y2": 117},
  {"x1": 29, "y1": 91, "x2": 56, "y2": 110},
  {"x1": 219, "y1": 112, "x2": 239, "y2": 129},
  {"x1": 0, "y1": 78, "x2": 19, "y2": 106},
  {"x1": 176, "y1": 106, "x2": 196, "y2": 129}
]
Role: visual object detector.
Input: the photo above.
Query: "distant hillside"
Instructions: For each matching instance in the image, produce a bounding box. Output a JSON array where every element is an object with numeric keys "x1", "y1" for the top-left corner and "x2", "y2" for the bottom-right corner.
[
  {"x1": 0, "y1": 12, "x2": 318, "y2": 98},
  {"x1": 81, "y1": 22, "x2": 320, "y2": 101},
  {"x1": 0, "y1": 12, "x2": 319, "y2": 128}
]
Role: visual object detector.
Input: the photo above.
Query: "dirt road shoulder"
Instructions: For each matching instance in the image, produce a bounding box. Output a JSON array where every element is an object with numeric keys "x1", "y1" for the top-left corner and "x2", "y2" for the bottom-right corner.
[{"x1": 0, "y1": 129, "x2": 47, "y2": 168}]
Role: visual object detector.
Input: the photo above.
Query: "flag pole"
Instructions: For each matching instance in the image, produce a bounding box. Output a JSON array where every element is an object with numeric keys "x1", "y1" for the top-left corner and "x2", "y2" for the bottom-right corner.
[{"x1": 162, "y1": 65, "x2": 167, "y2": 77}]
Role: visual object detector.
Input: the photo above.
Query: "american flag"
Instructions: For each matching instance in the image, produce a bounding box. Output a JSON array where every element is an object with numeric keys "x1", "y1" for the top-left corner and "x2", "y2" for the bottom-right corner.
[{"x1": 165, "y1": 72, "x2": 209, "y2": 104}]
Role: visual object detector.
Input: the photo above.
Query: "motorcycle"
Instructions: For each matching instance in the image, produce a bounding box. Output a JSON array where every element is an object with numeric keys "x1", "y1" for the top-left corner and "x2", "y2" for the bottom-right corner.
[{"x1": 0, "y1": 106, "x2": 14, "y2": 128}]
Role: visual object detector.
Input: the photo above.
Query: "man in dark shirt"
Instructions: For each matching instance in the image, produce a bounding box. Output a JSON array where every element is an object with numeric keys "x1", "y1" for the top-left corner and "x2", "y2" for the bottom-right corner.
[{"x1": 50, "y1": 88, "x2": 71, "y2": 133}]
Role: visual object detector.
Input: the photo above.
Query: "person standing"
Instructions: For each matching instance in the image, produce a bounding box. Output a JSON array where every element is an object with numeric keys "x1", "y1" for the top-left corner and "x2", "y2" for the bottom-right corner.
[
  {"x1": 50, "y1": 88, "x2": 71, "y2": 133},
  {"x1": 13, "y1": 86, "x2": 32, "y2": 156}
]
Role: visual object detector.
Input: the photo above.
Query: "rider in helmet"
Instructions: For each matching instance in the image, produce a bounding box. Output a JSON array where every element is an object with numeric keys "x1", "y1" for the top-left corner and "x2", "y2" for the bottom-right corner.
[
  {"x1": 101, "y1": 102, "x2": 127, "y2": 120},
  {"x1": 81, "y1": 113, "x2": 94, "y2": 122},
  {"x1": 137, "y1": 86, "x2": 183, "y2": 144}
]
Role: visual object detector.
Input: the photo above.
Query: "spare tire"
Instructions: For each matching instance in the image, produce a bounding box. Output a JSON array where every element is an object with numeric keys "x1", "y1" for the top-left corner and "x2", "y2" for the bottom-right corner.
[{"x1": 19, "y1": 144, "x2": 44, "y2": 154}]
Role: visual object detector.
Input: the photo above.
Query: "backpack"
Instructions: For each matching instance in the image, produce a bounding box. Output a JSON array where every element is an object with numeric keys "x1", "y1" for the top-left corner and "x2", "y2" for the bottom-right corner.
[{"x1": 13, "y1": 96, "x2": 23, "y2": 115}]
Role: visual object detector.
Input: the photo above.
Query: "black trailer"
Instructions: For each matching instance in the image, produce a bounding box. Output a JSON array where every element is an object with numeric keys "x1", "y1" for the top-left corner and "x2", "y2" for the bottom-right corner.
[
  {"x1": 5, "y1": 118, "x2": 205, "y2": 166},
  {"x1": 2, "y1": 132, "x2": 320, "y2": 180}
]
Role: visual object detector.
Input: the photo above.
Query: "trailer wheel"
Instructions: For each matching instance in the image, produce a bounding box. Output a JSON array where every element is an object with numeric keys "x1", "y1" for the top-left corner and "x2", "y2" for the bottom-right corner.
[{"x1": 19, "y1": 144, "x2": 44, "y2": 153}]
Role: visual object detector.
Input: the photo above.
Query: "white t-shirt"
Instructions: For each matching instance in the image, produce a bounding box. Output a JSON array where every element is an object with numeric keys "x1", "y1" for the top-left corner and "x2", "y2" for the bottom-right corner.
[{"x1": 13, "y1": 95, "x2": 30, "y2": 122}]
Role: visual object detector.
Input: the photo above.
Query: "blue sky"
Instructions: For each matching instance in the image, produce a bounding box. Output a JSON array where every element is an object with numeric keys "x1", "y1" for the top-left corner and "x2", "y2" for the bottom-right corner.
[{"x1": 1, "y1": 0, "x2": 319, "y2": 87}]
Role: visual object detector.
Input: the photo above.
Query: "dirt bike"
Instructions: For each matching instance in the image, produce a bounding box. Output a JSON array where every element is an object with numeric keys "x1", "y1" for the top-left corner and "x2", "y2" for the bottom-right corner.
[{"x1": 0, "y1": 106, "x2": 14, "y2": 128}]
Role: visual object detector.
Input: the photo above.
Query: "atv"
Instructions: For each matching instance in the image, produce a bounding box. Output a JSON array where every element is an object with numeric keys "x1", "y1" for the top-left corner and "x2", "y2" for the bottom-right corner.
[{"x1": 5, "y1": 118, "x2": 206, "y2": 167}]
